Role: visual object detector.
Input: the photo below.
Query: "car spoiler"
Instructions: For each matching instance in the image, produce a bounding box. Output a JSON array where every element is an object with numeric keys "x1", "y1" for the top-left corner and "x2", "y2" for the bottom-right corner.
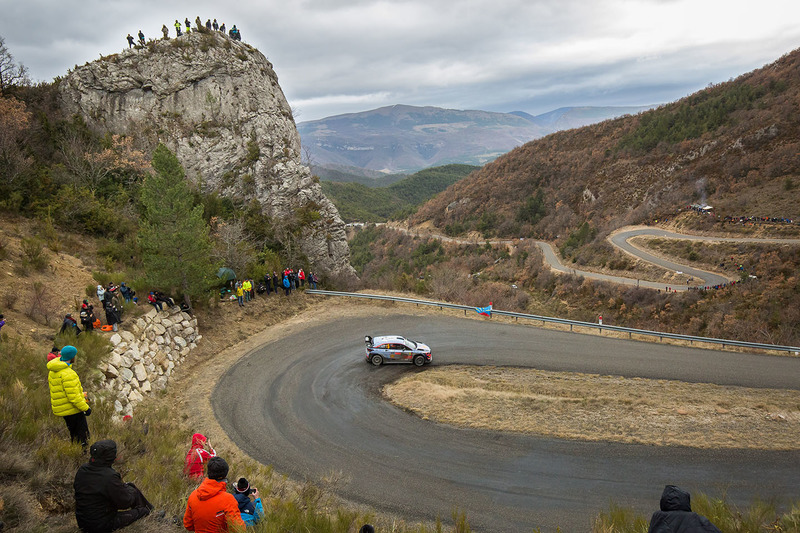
[{"x1": 365, "y1": 335, "x2": 373, "y2": 346}]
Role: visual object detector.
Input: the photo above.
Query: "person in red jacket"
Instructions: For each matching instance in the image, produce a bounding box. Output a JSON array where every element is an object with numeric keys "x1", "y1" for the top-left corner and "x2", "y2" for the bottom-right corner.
[
  {"x1": 184, "y1": 433, "x2": 216, "y2": 479},
  {"x1": 183, "y1": 457, "x2": 245, "y2": 532}
]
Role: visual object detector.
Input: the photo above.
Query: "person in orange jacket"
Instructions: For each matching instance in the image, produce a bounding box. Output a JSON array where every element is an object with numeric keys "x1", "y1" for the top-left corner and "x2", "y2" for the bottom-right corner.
[{"x1": 184, "y1": 457, "x2": 245, "y2": 532}]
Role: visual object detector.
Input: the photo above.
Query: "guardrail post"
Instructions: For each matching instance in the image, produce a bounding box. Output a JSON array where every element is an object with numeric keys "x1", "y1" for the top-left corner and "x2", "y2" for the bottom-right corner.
[{"x1": 570, "y1": 324, "x2": 573, "y2": 332}]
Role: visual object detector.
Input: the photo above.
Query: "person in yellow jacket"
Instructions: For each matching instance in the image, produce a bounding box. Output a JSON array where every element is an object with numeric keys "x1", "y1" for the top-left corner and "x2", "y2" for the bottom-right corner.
[
  {"x1": 47, "y1": 345, "x2": 91, "y2": 447},
  {"x1": 242, "y1": 279, "x2": 251, "y2": 302}
]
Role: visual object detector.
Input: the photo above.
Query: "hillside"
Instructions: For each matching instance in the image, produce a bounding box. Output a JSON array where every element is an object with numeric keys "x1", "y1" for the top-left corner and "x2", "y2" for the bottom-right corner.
[
  {"x1": 411, "y1": 49, "x2": 800, "y2": 240},
  {"x1": 299, "y1": 104, "x2": 653, "y2": 175},
  {"x1": 321, "y1": 164, "x2": 478, "y2": 222}
]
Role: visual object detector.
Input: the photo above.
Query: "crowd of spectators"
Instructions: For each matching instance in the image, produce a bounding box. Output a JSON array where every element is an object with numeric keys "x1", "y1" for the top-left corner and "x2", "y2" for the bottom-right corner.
[
  {"x1": 126, "y1": 15, "x2": 243, "y2": 50},
  {"x1": 223, "y1": 268, "x2": 320, "y2": 304}
]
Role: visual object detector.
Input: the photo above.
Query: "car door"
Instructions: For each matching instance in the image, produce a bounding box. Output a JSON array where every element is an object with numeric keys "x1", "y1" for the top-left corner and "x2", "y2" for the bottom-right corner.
[{"x1": 388, "y1": 343, "x2": 406, "y2": 362}]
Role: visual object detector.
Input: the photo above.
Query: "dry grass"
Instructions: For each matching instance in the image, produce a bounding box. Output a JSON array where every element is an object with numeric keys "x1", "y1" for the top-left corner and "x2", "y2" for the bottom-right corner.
[{"x1": 385, "y1": 365, "x2": 800, "y2": 449}]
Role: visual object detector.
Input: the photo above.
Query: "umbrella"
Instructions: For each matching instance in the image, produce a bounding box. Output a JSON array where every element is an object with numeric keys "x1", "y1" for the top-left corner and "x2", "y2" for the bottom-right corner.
[{"x1": 217, "y1": 267, "x2": 236, "y2": 282}]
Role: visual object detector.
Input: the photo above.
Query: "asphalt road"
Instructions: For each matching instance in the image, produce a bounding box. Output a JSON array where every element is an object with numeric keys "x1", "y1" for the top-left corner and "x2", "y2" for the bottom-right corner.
[{"x1": 213, "y1": 312, "x2": 800, "y2": 532}]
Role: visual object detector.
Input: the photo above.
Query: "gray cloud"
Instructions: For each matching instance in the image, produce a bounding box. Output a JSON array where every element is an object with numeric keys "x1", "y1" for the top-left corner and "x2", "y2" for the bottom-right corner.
[{"x1": 1, "y1": 0, "x2": 798, "y2": 121}]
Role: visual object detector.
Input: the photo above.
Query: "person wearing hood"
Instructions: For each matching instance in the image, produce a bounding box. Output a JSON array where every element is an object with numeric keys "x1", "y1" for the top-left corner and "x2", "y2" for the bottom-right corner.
[
  {"x1": 47, "y1": 345, "x2": 91, "y2": 446},
  {"x1": 648, "y1": 485, "x2": 722, "y2": 533},
  {"x1": 96, "y1": 284, "x2": 106, "y2": 302},
  {"x1": 232, "y1": 477, "x2": 264, "y2": 526},
  {"x1": 184, "y1": 433, "x2": 217, "y2": 479},
  {"x1": 74, "y1": 439, "x2": 153, "y2": 532},
  {"x1": 183, "y1": 457, "x2": 245, "y2": 532}
]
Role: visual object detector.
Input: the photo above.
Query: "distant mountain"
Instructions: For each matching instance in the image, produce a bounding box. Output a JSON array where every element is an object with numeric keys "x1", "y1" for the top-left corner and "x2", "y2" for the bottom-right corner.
[{"x1": 299, "y1": 104, "x2": 655, "y2": 175}]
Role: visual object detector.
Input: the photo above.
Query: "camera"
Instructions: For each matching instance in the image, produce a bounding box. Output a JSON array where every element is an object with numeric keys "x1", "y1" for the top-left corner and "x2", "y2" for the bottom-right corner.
[{"x1": 245, "y1": 487, "x2": 256, "y2": 496}]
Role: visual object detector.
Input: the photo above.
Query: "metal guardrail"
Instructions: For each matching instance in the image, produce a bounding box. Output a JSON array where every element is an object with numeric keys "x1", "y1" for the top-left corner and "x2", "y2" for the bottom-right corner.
[{"x1": 306, "y1": 289, "x2": 800, "y2": 354}]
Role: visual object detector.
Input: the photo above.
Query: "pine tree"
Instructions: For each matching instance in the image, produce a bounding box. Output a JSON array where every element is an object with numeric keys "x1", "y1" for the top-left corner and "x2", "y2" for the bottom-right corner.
[{"x1": 138, "y1": 144, "x2": 218, "y2": 308}]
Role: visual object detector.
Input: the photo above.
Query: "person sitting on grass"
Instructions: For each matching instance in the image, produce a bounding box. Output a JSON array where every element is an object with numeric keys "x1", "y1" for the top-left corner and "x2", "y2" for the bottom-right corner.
[
  {"x1": 183, "y1": 457, "x2": 244, "y2": 532},
  {"x1": 74, "y1": 439, "x2": 153, "y2": 533},
  {"x1": 647, "y1": 485, "x2": 721, "y2": 533},
  {"x1": 232, "y1": 477, "x2": 264, "y2": 526}
]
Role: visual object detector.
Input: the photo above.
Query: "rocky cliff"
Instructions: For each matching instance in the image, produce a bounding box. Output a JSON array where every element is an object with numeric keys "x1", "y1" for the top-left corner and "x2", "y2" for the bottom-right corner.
[{"x1": 59, "y1": 30, "x2": 355, "y2": 279}]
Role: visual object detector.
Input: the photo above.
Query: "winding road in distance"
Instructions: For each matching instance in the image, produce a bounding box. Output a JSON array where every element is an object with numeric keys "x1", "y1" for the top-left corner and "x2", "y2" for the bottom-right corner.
[
  {"x1": 213, "y1": 311, "x2": 800, "y2": 532},
  {"x1": 387, "y1": 223, "x2": 800, "y2": 291}
]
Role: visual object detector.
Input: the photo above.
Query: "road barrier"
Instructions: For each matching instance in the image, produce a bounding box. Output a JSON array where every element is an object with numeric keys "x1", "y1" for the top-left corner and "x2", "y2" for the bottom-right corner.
[{"x1": 306, "y1": 290, "x2": 800, "y2": 355}]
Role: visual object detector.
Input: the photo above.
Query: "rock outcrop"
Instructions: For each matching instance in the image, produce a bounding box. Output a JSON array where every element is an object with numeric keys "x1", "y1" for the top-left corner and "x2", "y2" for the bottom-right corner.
[
  {"x1": 98, "y1": 306, "x2": 200, "y2": 416},
  {"x1": 59, "y1": 30, "x2": 355, "y2": 279}
]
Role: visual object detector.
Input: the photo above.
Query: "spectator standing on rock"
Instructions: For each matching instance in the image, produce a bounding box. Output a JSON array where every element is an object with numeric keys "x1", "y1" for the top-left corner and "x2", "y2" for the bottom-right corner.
[
  {"x1": 219, "y1": 23, "x2": 226, "y2": 34},
  {"x1": 184, "y1": 433, "x2": 217, "y2": 479},
  {"x1": 205, "y1": 19, "x2": 212, "y2": 30},
  {"x1": 195, "y1": 16, "x2": 203, "y2": 31},
  {"x1": 212, "y1": 19, "x2": 219, "y2": 31},
  {"x1": 185, "y1": 18, "x2": 191, "y2": 33},
  {"x1": 126, "y1": 34, "x2": 135, "y2": 48},
  {"x1": 137, "y1": 30, "x2": 145, "y2": 45},
  {"x1": 47, "y1": 345, "x2": 91, "y2": 447},
  {"x1": 175, "y1": 20, "x2": 182, "y2": 36},
  {"x1": 161, "y1": 24, "x2": 169, "y2": 39},
  {"x1": 183, "y1": 457, "x2": 244, "y2": 531},
  {"x1": 74, "y1": 439, "x2": 153, "y2": 533},
  {"x1": 647, "y1": 485, "x2": 721, "y2": 533}
]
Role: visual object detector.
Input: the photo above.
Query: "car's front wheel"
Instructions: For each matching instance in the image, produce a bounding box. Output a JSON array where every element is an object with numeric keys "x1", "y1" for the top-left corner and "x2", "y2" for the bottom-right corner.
[
  {"x1": 371, "y1": 354, "x2": 384, "y2": 366},
  {"x1": 413, "y1": 355, "x2": 426, "y2": 367}
]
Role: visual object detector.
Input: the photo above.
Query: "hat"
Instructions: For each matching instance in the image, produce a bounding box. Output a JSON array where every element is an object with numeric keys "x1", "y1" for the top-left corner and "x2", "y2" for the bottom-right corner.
[
  {"x1": 235, "y1": 477, "x2": 250, "y2": 493},
  {"x1": 60, "y1": 345, "x2": 77, "y2": 361},
  {"x1": 206, "y1": 457, "x2": 229, "y2": 481},
  {"x1": 90, "y1": 439, "x2": 117, "y2": 465}
]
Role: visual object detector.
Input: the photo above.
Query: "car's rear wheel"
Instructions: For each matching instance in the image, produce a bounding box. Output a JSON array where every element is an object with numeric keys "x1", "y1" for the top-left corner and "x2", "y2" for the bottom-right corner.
[
  {"x1": 413, "y1": 355, "x2": 426, "y2": 367},
  {"x1": 371, "y1": 354, "x2": 383, "y2": 366}
]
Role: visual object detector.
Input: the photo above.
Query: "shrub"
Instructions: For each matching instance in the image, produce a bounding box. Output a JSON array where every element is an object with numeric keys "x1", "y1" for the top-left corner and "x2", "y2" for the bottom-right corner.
[{"x1": 20, "y1": 237, "x2": 48, "y2": 271}]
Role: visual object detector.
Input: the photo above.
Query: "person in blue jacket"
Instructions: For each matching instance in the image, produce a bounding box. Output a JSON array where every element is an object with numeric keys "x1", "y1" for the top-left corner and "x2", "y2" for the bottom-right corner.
[{"x1": 233, "y1": 477, "x2": 264, "y2": 526}]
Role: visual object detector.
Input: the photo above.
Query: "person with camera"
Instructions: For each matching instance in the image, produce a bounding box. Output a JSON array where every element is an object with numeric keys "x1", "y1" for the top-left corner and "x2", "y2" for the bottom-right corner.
[
  {"x1": 183, "y1": 457, "x2": 244, "y2": 532},
  {"x1": 233, "y1": 478, "x2": 264, "y2": 526}
]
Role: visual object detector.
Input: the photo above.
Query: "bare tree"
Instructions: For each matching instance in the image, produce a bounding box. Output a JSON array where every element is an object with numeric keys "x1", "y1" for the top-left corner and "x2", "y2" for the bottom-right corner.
[
  {"x1": 211, "y1": 217, "x2": 259, "y2": 276},
  {"x1": 0, "y1": 36, "x2": 30, "y2": 96}
]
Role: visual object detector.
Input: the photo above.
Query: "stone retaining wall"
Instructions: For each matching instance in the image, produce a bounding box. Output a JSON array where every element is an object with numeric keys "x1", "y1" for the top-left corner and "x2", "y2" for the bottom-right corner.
[{"x1": 97, "y1": 306, "x2": 201, "y2": 416}]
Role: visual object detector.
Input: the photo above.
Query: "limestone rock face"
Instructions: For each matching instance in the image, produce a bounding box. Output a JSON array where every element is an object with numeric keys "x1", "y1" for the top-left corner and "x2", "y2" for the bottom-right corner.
[{"x1": 60, "y1": 30, "x2": 355, "y2": 279}]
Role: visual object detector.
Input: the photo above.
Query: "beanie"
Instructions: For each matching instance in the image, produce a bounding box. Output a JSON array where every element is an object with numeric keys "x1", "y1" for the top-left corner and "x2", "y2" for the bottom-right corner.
[
  {"x1": 206, "y1": 457, "x2": 229, "y2": 481},
  {"x1": 60, "y1": 345, "x2": 77, "y2": 361},
  {"x1": 235, "y1": 477, "x2": 250, "y2": 493}
]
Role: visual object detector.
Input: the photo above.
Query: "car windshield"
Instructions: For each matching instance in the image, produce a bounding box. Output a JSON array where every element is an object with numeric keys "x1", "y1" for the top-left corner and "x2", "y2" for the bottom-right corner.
[{"x1": 407, "y1": 340, "x2": 417, "y2": 349}]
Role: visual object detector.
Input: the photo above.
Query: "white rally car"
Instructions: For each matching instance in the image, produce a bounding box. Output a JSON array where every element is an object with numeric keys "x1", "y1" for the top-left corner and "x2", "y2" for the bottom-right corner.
[{"x1": 365, "y1": 335, "x2": 432, "y2": 367}]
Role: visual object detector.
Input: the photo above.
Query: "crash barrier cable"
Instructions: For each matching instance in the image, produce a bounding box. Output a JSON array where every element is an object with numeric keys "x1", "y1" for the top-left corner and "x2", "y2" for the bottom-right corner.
[{"x1": 305, "y1": 289, "x2": 800, "y2": 355}]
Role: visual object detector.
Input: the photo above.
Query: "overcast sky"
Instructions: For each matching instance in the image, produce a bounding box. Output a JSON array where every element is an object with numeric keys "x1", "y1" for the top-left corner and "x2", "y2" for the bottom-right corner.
[{"x1": 2, "y1": 0, "x2": 799, "y2": 122}]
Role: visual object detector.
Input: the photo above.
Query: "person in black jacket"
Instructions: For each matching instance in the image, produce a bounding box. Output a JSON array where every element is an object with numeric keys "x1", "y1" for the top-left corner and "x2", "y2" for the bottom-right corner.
[
  {"x1": 648, "y1": 485, "x2": 721, "y2": 533},
  {"x1": 74, "y1": 439, "x2": 153, "y2": 533}
]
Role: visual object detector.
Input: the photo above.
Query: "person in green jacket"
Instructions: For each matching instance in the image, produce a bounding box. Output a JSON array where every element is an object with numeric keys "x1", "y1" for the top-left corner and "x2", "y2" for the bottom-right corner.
[{"x1": 47, "y1": 345, "x2": 91, "y2": 447}]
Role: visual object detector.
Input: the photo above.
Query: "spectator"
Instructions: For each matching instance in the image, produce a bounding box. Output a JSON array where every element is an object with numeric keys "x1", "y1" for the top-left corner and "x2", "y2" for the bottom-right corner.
[
  {"x1": 205, "y1": 19, "x2": 212, "y2": 30},
  {"x1": 309, "y1": 272, "x2": 318, "y2": 290},
  {"x1": 155, "y1": 291, "x2": 175, "y2": 308},
  {"x1": 242, "y1": 279, "x2": 252, "y2": 302},
  {"x1": 282, "y1": 275, "x2": 291, "y2": 296},
  {"x1": 120, "y1": 283, "x2": 135, "y2": 304},
  {"x1": 235, "y1": 283, "x2": 244, "y2": 307},
  {"x1": 648, "y1": 485, "x2": 721, "y2": 533},
  {"x1": 185, "y1": 18, "x2": 191, "y2": 33},
  {"x1": 96, "y1": 284, "x2": 106, "y2": 302},
  {"x1": 126, "y1": 34, "x2": 135, "y2": 48},
  {"x1": 60, "y1": 313, "x2": 81, "y2": 336},
  {"x1": 47, "y1": 346, "x2": 61, "y2": 362},
  {"x1": 80, "y1": 300, "x2": 96, "y2": 332},
  {"x1": 263, "y1": 274, "x2": 272, "y2": 295},
  {"x1": 184, "y1": 433, "x2": 217, "y2": 480},
  {"x1": 104, "y1": 301, "x2": 121, "y2": 332},
  {"x1": 219, "y1": 23, "x2": 226, "y2": 34},
  {"x1": 232, "y1": 477, "x2": 264, "y2": 526},
  {"x1": 147, "y1": 292, "x2": 162, "y2": 312},
  {"x1": 298, "y1": 268, "x2": 305, "y2": 287},
  {"x1": 212, "y1": 19, "x2": 219, "y2": 31},
  {"x1": 195, "y1": 16, "x2": 203, "y2": 31},
  {"x1": 360, "y1": 526, "x2": 375, "y2": 533},
  {"x1": 161, "y1": 24, "x2": 169, "y2": 39},
  {"x1": 74, "y1": 439, "x2": 153, "y2": 533},
  {"x1": 47, "y1": 345, "x2": 91, "y2": 447},
  {"x1": 271, "y1": 272, "x2": 279, "y2": 294},
  {"x1": 175, "y1": 19, "x2": 182, "y2": 36},
  {"x1": 137, "y1": 30, "x2": 145, "y2": 45},
  {"x1": 183, "y1": 457, "x2": 244, "y2": 531}
]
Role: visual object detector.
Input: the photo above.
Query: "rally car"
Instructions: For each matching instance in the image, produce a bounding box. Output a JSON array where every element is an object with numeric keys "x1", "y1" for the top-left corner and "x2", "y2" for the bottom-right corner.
[{"x1": 365, "y1": 335, "x2": 432, "y2": 367}]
